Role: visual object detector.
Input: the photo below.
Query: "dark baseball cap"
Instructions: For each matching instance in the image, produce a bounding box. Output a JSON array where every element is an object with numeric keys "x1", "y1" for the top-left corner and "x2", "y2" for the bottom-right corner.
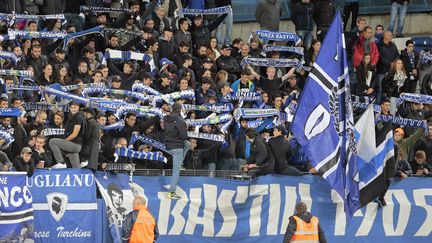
[
  {"x1": 222, "y1": 44, "x2": 232, "y2": 50},
  {"x1": 142, "y1": 72, "x2": 155, "y2": 81},
  {"x1": 112, "y1": 75, "x2": 122, "y2": 82},
  {"x1": 203, "y1": 57, "x2": 213, "y2": 63},
  {"x1": 163, "y1": 26, "x2": 173, "y2": 32}
]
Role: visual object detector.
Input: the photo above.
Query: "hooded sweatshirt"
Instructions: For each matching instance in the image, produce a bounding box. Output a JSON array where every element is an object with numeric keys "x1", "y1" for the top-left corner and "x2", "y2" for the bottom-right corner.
[{"x1": 163, "y1": 113, "x2": 188, "y2": 150}]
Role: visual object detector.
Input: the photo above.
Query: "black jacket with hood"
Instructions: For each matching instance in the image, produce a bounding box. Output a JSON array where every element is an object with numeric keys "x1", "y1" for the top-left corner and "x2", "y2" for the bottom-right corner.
[{"x1": 163, "y1": 113, "x2": 188, "y2": 150}]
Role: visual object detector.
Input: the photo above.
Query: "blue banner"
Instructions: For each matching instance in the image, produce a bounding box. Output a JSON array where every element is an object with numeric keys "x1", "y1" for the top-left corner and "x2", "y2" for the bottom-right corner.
[
  {"x1": 131, "y1": 175, "x2": 432, "y2": 243},
  {"x1": 27, "y1": 169, "x2": 97, "y2": 243},
  {"x1": 0, "y1": 172, "x2": 34, "y2": 242}
]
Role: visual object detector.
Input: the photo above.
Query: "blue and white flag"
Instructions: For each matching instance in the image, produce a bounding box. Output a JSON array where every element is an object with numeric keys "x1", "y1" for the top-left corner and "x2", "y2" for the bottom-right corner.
[
  {"x1": 291, "y1": 13, "x2": 360, "y2": 219},
  {"x1": 103, "y1": 50, "x2": 152, "y2": 63},
  {"x1": 28, "y1": 169, "x2": 98, "y2": 243},
  {"x1": 254, "y1": 30, "x2": 301, "y2": 44},
  {"x1": 355, "y1": 106, "x2": 395, "y2": 206},
  {"x1": 0, "y1": 172, "x2": 34, "y2": 242}
]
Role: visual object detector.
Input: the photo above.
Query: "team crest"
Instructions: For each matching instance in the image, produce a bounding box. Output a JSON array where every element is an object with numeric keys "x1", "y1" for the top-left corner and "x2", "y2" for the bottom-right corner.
[{"x1": 47, "y1": 192, "x2": 68, "y2": 222}]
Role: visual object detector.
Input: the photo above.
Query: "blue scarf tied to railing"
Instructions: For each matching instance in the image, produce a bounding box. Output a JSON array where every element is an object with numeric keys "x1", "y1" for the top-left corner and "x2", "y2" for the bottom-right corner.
[
  {"x1": 114, "y1": 147, "x2": 167, "y2": 163},
  {"x1": 398, "y1": 93, "x2": 432, "y2": 105}
]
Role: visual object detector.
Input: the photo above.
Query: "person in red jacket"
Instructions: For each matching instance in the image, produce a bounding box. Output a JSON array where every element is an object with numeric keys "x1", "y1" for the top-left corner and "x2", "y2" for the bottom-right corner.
[{"x1": 353, "y1": 26, "x2": 379, "y2": 68}]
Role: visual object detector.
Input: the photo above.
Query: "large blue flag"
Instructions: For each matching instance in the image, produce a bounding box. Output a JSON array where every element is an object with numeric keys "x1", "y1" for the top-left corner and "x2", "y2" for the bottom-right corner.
[{"x1": 290, "y1": 12, "x2": 360, "y2": 218}]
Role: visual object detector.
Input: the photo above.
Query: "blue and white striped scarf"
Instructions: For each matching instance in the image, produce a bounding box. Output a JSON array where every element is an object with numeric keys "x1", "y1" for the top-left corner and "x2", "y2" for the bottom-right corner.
[
  {"x1": 115, "y1": 147, "x2": 167, "y2": 163},
  {"x1": 420, "y1": 50, "x2": 432, "y2": 65},
  {"x1": 240, "y1": 58, "x2": 301, "y2": 68},
  {"x1": 132, "y1": 84, "x2": 161, "y2": 96},
  {"x1": 262, "y1": 46, "x2": 304, "y2": 56},
  {"x1": 89, "y1": 98, "x2": 130, "y2": 111},
  {"x1": 115, "y1": 105, "x2": 165, "y2": 119},
  {"x1": 222, "y1": 92, "x2": 262, "y2": 102},
  {"x1": 0, "y1": 129, "x2": 14, "y2": 146},
  {"x1": 8, "y1": 29, "x2": 68, "y2": 39},
  {"x1": 187, "y1": 132, "x2": 225, "y2": 143},
  {"x1": 162, "y1": 90, "x2": 195, "y2": 104},
  {"x1": 0, "y1": 69, "x2": 33, "y2": 77},
  {"x1": 0, "y1": 13, "x2": 64, "y2": 21},
  {"x1": 254, "y1": 30, "x2": 301, "y2": 44},
  {"x1": 233, "y1": 108, "x2": 279, "y2": 121},
  {"x1": 182, "y1": 103, "x2": 233, "y2": 113},
  {"x1": 80, "y1": 6, "x2": 133, "y2": 14},
  {"x1": 0, "y1": 51, "x2": 20, "y2": 64},
  {"x1": 102, "y1": 120, "x2": 125, "y2": 131},
  {"x1": 398, "y1": 93, "x2": 432, "y2": 105},
  {"x1": 186, "y1": 113, "x2": 232, "y2": 126},
  {"x1": 83, "y1": 87, "x2": 149, "y2": 102},
  {"x1": 175, "y1": 6, "x2": 232, "y2": 17},
  {"x1": 6, "y1": 84, "x2": 39, "y2": 91},
  {"x1": 128, "y1": 133, "x2": 167, "y2": 152},
  {"x1": 23, "y1": 102, "x2": 67, "y2": 112},
  {"x1": 41, "y1": 128, "x2": 65, "y2": 137},
  {"x1": 378, "y1": 115, "x2": 428, "y2": 130},
  {"x1": 43, "y1": 86, "x2": 90, "y2": 105}
]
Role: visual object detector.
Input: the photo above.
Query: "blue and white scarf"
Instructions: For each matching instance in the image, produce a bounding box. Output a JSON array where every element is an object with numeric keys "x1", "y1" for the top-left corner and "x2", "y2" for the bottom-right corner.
[
  {"x1": 0, "y1": 108, "x2": 24, "y2": 117},
  {"x1": 241, "y1": 58, "x2": 301, "y2": 68},
  {"x1": 0, "y1": 13, "x2": 64, "y2": 21},
  {"x1": 23, "y1": 102, "x2": 67, "y2": 112},
  {"x1": 80, "y1": 6, "x2": 133, "y2": 14},
  {"x1": 103, "y1": 50, "x2": 152, "y2": 63},
  {"x1": 61, "y1": 83, "x2": 105, "y2": 92},
  {"x1": 0, "y1": 51, "x2": 20, "y2": 64},
  {"x1": 262, "y1": 46, "x2": 304, "y2": 56},
  {"x1": 6, "y1": 84, "x2": 39, "y2": 91},
  {"x1": 102, "y1": 120, "x2": 125, "y2": 131},
  {"x1": 378, "y1": 115, "x2": 428, "y2": 130},
  {"x1": 8, "y1": 29, "x2": 68, "y2": 39},
  {"x1": 43, "y1": 86, "x2": 90, "y2": 105},
  {"x1": 132, "y1": 84, "x2": 161, "y2": 96},
  {"x1": 233, "y1": 108, "x2": 279, "y2": 121},
  {"x1": 115, "y1": 105, "x2": 165, "y2": 119},
  {"x1": 83, "y1": 87, "x2": 149, "y2": 102},
  {"x1": 187, "y1": 132, "x2": 225, "y2": 143},
  {"x1": 352, "y1": 102, "x2": 382, "y2": 112},
  {"x1": 222, "y1": 92, "x2": 262, "y2": 102},
  {"x1": 128, "y1": 133, "x2": 167, "y2": 152},
  {"x1": 115, "y1": 147, "x2": 167, "y2": 163},
  {"x1": 182, "y1": 103, "x2": 233, "y2": 113},
  {"x1": 254, "y1": 30, "x2": 301, "y2": 44},
  {"x1": 247, "y1": 119, "x2": 275, "y2": 129},
  {"x1": 41, "y1": 128, "x2": 65, "y2": 137},
  {"x1": 0, "y1": 69, "x2": 33, "y2": 77},
  {"x1": 63, "y1": 26, "x2": 103, "y2": 50},
  {"x1": 102, "y1": 28, "x2": 143, "y2": 37},
  {"x1": 162, "y1": 90, "x2": 195, "y2": 104},
  {"x1": 175, "y1": 6, "x2": 232, "y2": 17},
  {"x1": 398, "y1": 93, "x2": 432, "y2": 105},
  {"x1": 89, "y1": 98, "x2": 129, "y2": 111},
  {"x1": 186, "y1": 113, "x2": 232, "y2": 126},
  {"x1": 0, "y1": 129, "x2": 14, "y2": 146},
  {"x1": 419, "y1": 50, "x2": 432, "y2": 65}
]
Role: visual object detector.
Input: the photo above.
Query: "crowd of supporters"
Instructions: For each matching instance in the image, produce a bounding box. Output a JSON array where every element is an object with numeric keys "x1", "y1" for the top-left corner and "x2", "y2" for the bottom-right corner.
[{"x1": 0, "y1": 0, "x2": 431, "y2": 180}]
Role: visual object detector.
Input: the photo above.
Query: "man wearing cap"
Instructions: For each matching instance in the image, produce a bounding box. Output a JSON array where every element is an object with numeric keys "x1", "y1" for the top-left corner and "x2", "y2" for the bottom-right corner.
[
  {"x1": 155, "y1": 72, "x2": 173, "y2": 94},
  {"x1": 159, "y1": 26, "x2": 175, "y2": 61},
  {"x1": 268, "y1": 125, "x2": 303, "y2": 176},
  {"x1": 394, "y1": 127, "x2": 425, "y2": 161},
  {"x1": 164, "y1": 102, "x2": 190, "y2": 199},
  {"x1": 217, "y1": 44, "x2": 242, "y2": 83},
  {"x1": 14, "y1": 147, "x2": 35, "y2": 177}
]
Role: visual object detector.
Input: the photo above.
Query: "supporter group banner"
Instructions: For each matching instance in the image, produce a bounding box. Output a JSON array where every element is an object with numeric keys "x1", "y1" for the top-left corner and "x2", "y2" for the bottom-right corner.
[
  {"x1": 132, "y1": 175, "x2": 432, "y2": 243},
  {"x1": 0, "y1": 172, "x2": 34, "y2": 242},
  {"x1": 27, "y1": 169, "x2": 98, "y2": 243},
  {"x1": 95, "y1": 172, "x2": 138, "y2": 243}
]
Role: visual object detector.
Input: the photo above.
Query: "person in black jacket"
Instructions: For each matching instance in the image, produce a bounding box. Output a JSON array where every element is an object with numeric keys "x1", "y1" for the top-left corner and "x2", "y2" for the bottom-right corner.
[
  {"x1": 80, "y1": 108, "x2": 101, "y2": 171},
  {"x1": 32, "y1": 135, "x2": 53, "y2": 168},
  {"x1": 216, "y1": 44, "x2": 241, "y2": 83},
  {"x1": 314, "y1": 0, "x2": 336, "y2": 42},
  {"x1": 355, "y1": 54, "x2": 376, "y2": 97},
  {"x1": 291, "y1": 0, "x2": 315, "y2": 49},
  {"x1": 243, "y1": 128, "x2": 275, "y2": 178},
  {"x1": 382, "y1": 58, "x2": 409, "y2": 99},
  {"x1": 163, "y1": 102, "x2": 189, "y2": 200},
  {"x1": 11, "y1": 113, "x2": 28, "y2": 159},
  {"x1": 158, "y1": 26, "x2": 176, "y2": 61},
  {"x1": 400, "y1": 40, "x2": 419, "y2": 93},
  {"x1": 14, "y1": 147, "x2": 35, "y2": 177},
  {"x1": 190, "y1": 14, "x2": 227, "y2": 51},
  {"x1": 268, "y1": 125, "x2": 303, "y2": 176},
  {"x1": 377, "y1": 31, "x2": 399, "y2": 103}
]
